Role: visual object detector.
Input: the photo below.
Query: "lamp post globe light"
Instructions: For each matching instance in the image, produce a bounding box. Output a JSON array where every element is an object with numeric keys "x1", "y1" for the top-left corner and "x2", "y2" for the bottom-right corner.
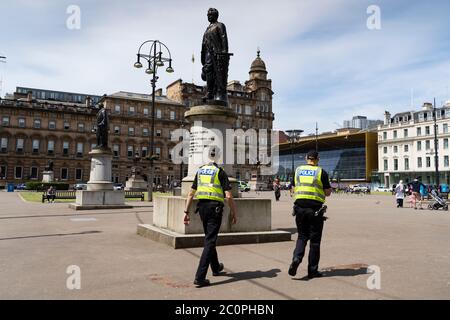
[
  {"x1": 133, "y1": 40, "x2": 174, "y2": 202},
  {"x1": 286, "y1": 129, "x2": 304, "y2": 182}
]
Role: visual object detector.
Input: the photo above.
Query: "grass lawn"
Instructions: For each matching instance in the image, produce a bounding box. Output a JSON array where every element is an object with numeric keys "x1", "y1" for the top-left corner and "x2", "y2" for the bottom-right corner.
[
  {"x1": 19, "y1": 191, "x2": 74, "y2": 203},
  {"x1": 19, "y1": 191, "x2": 172, "y2": 203}
]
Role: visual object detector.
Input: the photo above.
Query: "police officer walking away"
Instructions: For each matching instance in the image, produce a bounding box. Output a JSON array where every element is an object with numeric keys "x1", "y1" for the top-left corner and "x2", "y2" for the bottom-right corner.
[
  {"x1": 288, "y1": 150, "x2": 332, "y2": 279},
  {"x1": 184, "y1": 147, "x2": 237, "y2": 287}
]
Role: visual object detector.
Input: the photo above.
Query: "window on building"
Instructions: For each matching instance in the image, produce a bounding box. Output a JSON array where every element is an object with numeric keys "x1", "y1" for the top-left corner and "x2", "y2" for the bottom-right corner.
[
  {"x1": 403, "y1": 129, "x2": 408, "y2": 138},
  {"x1": 426, "y1": 157, "x2": 431, "y2": 167},
  {"x1": 417, "y1": 141, "x2": 422, "y2": 151},
  {"x1": 113, "y1": 144, "x2": 120, "y2": 158},
  {"x1": 155, "y1": 147, "x2": 161, "y2": 156},
  {"x1": 418, "y1": 157, "x2": 422, "y2": 168},
  {"x1": 170, "y1": 111, "x2": 176, "y2": 120},
  {"x1": 156, "y1": 109, "x2": 162, "y2": 119},
  {"x1": 394, "y1": 146, "x2": 398, "y2": 153},
  {"x1": 383, "y1": 159, "x2": 388, "y2": 171},
  {"x1": 143, "y1": 108, "x2": 149, "y2": 116},
  {"x1": 15, "y1": 167, "x2": 23, "y2": 179},
  {"x1": 128, "y1": 127, "x2": 135, "y2": 136},
  {"x1": 444, "y1": 123, "x2": 449, "y2": 134},
  {"x1": 417, "y1": 127, "x2": 422, "y2": 136},
  {"x1": 16, "y1": 138, "x2": 24, "y2": 153},
  {"x1": 61, "y1": 168, "x2": 68, "y2": 180},
  {"x1": 32, "y1": 139, "x2": 40, "y2": 153},
  {"x1": 78, "y1": 123, "x2": 85, "y2": 132},
  {"x1": 127, "y1": 146, "x2": 133, "y2": 158},
  {"x1": 30, "y1": 167, "x2": 38, "y2": 180},
  {"x1": 404, "y1": 145, "x2": 409, "y2": 152},
  {"x1": 426, "y1": 140, "x2": 431, "y2": 150},
  {"x1": 115, "y1": 105, "x2": 121, "y2": 114},
  {"x1": 75, "y1": 168, "x2": 83, "y2": 181},
  {"x1": 425, "y1": 126, "x2": 430, "y2": 135},
  {"x1": 64, "y1": 121, "x2": 70, "y2": 130},
  {"x1": 34, "y1": 119, "x2": 41, "y2": 129},
  {"x1": 0, "y1": 165, "x2": 6, "y2": 179},
  {"x1": 1, "y1": 137, "x2": 7, "y2": 153},
  {"x1": 445, "y1": 156, "x2": 450, "y2": 168},
  {"x1": 2, "y1": 116, "x2": 9, "y2": 127},
  {"x1": 114, "y1": 126, "x2": 120, "y2": 134},
  {"x1": 383, "y1": 146, "x2": 387, "y2": 154},
  {"x1": 382, "y1": 132, "x2": 387, "y2": 140},
  {"x1": 394, "y1": 159, "x2": 398, "y2": 171},
  {"x1": 404, "y1": 158, "x2": 409, "y2": 170},
  {"x1": 63, "y1": 141, "x2": 69, "y2": 155},
  {"x1": 49, "y1": 120, "x2": 56, "y2": 130},
  {"x1": 143, "y1": 128, "x2": 149, "y2": 136},
  {"x1": 76, "y1": 142, "x2": 83, "y2": 157},
  {"x1": 156, "y1": 129, "x2": 162, "y2": 137},
  {"x1": 48, "y1": 140, "x2": 55, "y2": 154},
  {"x1": 18, "y1": 118, "x2": 25, "y2": 128},
  {"x1": 142, "y1": 146, "x2": 148, "y2": 158},
  {"x1": 393, "y1": 130, "x2": 398, "y2": 139},
  {"x1": 91, "y1": 143, "x2": 97, "y2": 150},
  {"x1": 129, "y1": 106, "x2": 135, "y2": 115}
]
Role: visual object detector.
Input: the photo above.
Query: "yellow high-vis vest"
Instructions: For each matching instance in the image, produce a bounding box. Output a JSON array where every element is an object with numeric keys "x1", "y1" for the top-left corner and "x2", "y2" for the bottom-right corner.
[
  {"x1": 293, "y1": 165, "x2": 325, "y2": 203},
  {"x1": 195, "y1": 164, "x2": 225, "y2": 203}
]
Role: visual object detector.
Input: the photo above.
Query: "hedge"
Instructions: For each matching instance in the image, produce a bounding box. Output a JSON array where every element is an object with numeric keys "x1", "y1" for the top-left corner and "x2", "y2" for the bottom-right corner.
[{"x1": 25, "y1": 182, "x2": 70, "y2": 191}]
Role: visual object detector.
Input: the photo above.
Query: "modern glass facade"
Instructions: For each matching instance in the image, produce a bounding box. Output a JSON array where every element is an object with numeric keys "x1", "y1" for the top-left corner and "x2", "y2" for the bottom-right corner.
[{"x1": 278, "y1": 147, "x2": 366, "y2": 181}]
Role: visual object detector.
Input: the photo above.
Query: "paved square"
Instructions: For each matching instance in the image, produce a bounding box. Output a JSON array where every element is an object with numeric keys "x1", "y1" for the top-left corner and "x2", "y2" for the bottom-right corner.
[{"x1": 1, "y1": 191, "x2": 449, "y2": 299}]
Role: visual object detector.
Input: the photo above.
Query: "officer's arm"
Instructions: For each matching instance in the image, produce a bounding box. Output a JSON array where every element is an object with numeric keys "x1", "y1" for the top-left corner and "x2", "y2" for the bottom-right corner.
[
  {"x1": 225, "y1": 190, "x2": 237, "y2": 224},
  {"x1": 184, "y1": 189, "x2": 196, "y2": 214},
  {"x1": 324, "y1": 188, "x2": 332, "y2": 197}
]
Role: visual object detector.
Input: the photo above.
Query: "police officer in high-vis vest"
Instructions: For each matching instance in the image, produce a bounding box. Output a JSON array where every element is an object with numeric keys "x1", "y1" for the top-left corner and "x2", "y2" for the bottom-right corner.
[
  {"x1": 288, "y1": 150, "x2": 332, "y2": 279},
  {"x1": 184, "y1": 147, "x2": 237, "y2": 287}
]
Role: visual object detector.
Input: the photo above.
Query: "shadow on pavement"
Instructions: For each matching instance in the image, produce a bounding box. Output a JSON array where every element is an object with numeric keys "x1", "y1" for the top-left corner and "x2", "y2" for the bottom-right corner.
[
  {"x1": 294, "y1": 265, "x2": 368, "y2": 281},
  {"x1": 211, "y1": 268, "x2": 281, "y2": 286}
]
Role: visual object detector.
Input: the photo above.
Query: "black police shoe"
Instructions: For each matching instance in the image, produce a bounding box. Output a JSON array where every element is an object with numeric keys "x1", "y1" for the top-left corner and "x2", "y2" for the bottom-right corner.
[
  {"x1": 288, "y1": 258, "x2": 301, "y2": 276},
  {"x1": 307, "y1": 271, "x2": 323, "y2": 279},
  {"x1": 212, "y1": 263, "x2": 225, "y2": 276},
  {"x1": 194, "y1": 279, "x2": 210, "y2": 287}
]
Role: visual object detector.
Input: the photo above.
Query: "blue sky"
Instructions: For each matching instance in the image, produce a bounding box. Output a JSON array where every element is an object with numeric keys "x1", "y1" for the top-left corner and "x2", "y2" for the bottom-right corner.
[{"x1": 1, "y1": 0, "x2": 450, "y2": 134}]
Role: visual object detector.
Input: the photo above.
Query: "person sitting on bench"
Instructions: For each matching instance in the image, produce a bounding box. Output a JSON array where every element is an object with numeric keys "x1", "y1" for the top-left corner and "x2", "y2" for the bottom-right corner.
[{"x1": 47, "y1": 186, "x2": 56, "y2": 203}]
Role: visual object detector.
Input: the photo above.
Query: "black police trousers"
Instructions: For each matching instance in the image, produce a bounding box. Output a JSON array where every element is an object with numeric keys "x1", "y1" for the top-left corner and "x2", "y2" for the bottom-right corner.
[
  {"x1": 293, "y1": 205, "x2": 324, "y2": 275},
  {"x1": 195, "y1": 201, "x2": 223, "y2": 281}
]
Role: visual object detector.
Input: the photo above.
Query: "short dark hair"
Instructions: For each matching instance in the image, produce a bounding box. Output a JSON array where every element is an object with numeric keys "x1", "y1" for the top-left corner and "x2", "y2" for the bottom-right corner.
[{"x1": 306, "y1": 150, "x2": 319, "y2": 160}]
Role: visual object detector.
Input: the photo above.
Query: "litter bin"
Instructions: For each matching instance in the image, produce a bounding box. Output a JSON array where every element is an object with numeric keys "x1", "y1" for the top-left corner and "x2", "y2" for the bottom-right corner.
[{"x1": 7, "y1": 183, "x2": 14, "y2": 192}]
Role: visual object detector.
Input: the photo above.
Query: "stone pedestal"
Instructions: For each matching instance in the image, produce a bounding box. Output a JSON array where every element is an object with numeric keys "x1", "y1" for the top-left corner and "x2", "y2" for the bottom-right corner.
[
  {"x1": 181, "y1": 105, "x2": 239, "y2": 197},
  {"x1": 87, "y1": 148, "x2": 114, "y2": 191},
  {"x1": 42, "y1": 171, "x2": 54, "y2": 183},
  {"x1": 70, "y1": 148, "x2": 129, "y2": 210},
  {"x1": 137, "y1": 104, "x2": 290, "y2": 248},
  {"x1": 125, "y1": 177, "x2": 148, "y2": 191}
]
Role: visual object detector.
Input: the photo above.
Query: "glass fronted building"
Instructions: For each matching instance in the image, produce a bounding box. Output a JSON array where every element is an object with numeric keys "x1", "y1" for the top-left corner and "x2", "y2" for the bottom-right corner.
[{"x1": 278, "y1": 130, "x2": 378, "y2": 184}]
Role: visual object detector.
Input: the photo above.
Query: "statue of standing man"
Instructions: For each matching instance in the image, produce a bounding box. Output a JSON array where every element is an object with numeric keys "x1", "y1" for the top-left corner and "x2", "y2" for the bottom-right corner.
[
  {"x1": 201, "y1": 8, "x2": 233, "y2": 106},
  {"x1": 95, "y1": 102, "x2": 109, "y2": 149}
]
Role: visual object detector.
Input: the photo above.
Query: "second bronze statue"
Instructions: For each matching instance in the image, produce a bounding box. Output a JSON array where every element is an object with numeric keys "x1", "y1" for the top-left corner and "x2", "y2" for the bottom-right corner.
[
  {"x1": 95, "y1": 103, "x2": 109, "y2": 149},
  {"x1": 201, "y1": 8, "x2": 233, "y2": 106}
]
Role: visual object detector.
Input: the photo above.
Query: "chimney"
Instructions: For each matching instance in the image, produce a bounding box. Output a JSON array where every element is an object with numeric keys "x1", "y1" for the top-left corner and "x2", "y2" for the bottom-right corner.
[
  {"x1": 155, "y1": 88, "x2": 163, "y2": 97},
  {"x1": 384, "y1": 111, "x2": 391, "y2": 125},
  {"x1": 85, "y1": 96, "x2": 92, "y2": 108},
  {"x1": 27, "y1": 91, "x2": 33, "y2": 102}
]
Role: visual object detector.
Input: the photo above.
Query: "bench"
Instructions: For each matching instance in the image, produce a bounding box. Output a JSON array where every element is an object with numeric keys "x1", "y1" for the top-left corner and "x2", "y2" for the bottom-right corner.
[
  {"x1": 42, "y1": 190, "x2": 76, "y2": 203},
  {"x1": 125, "y1": 191, "x2": 145, "y2": 201}
]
